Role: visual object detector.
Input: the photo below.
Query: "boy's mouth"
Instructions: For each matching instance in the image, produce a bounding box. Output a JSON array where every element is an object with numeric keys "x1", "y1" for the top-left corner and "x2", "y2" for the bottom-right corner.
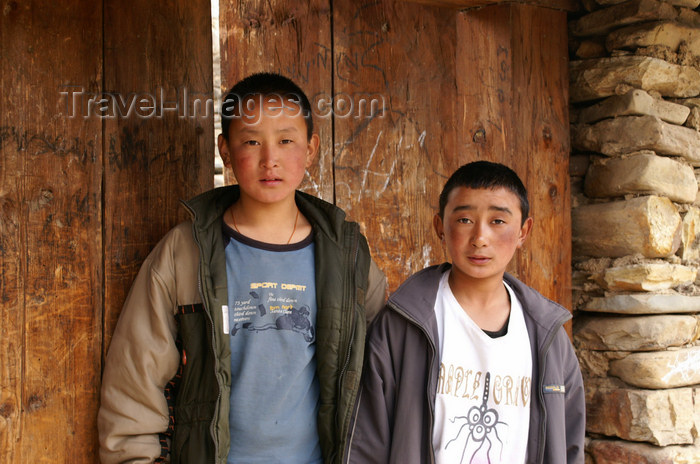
[{"x1": 467, "y1": 255, "x2": 491, "y2": 264}]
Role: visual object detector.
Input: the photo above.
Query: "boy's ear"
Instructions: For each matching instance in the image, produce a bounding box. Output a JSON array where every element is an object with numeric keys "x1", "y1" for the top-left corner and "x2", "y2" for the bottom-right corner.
[
  {"x1": 217, "y1": 133, "x2": 231, "y2": 168},
  {"x1": 517, "y1": 216, "x2": 534, "y2": 247},
  {"x1": 433, "y1": 214, "x2": 445, "y2": 242},
  {"x1": 305, "y1": 133, "x2": 320, "y2": 168}
]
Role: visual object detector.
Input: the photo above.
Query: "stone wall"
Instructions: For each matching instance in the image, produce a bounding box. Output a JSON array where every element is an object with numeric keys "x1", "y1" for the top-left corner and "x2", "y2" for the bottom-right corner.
[{"x1": 569, "y1": 1, "x2": 700, "y2": 462}]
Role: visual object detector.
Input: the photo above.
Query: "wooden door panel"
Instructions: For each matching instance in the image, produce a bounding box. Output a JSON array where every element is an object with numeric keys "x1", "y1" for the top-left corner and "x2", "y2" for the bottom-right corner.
[
  {"x1": 217, "y1": 0, "x2": 571, "y2": 304},
  {"x1": 331, "y1": 0, "x2": 457, "y2": 290},
  {"x1": 102, "y1": 0, "x2": 215, "y2": 351},
  {"x1": 457, "y1": 5, "x2": 572, "y2": 310},
  {"x1": 0, "y1": 1, "x2": 103, "y2": 461}
]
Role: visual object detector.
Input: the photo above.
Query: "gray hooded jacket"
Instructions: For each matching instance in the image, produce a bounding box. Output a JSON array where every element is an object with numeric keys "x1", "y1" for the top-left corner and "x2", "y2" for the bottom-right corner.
[{"x1": 347, "y1": 263, "x2": 585, "y2": 464}]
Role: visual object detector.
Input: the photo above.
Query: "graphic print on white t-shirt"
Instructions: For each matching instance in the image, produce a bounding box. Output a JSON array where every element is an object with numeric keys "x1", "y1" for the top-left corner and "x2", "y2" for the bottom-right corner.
[{"x1": 433, "y1": 272, "x2": 532, "y2": 464}]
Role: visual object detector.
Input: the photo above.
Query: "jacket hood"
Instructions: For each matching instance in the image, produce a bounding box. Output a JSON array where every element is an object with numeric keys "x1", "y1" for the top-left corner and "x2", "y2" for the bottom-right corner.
[
  {"x1": 182, "y1": 185, "x2": 351, "y2": 242},
  {"x1": 387, "y1": 263, "x2": 571, "y2": 341}
]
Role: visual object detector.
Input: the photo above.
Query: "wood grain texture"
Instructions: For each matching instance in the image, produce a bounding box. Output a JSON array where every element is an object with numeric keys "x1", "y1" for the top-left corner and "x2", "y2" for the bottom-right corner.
[
  {"x1": 0, "y1": 2, "x2": 575, "y2": 461},
  {"x1": 510, "y1": 5, "x2": 572, "y2": 314},
  {"x1": 218, "y1": 0, "x2": 334, "y2": 201},
  {"x1": 102, "y1": 0, "x2": 215, "y2": 352},
  {"x1": 398, "y1": 0, "x2": 580, "y2": 11},
  {"x1": 217, "y1": 0, "x2": 572, "y2": 303},
  {"x1": 2, "y1": 0, "x2": 214, "y2": 460},
  {"x1": 457, "y1": 4, "x2": 572, "y2": 317},
  {"x1": 331, "y1": 0, "x2": 457, "y2": 290},
  {"x1": 0, "y1": 1, "x2": 103, "y2": 461}
]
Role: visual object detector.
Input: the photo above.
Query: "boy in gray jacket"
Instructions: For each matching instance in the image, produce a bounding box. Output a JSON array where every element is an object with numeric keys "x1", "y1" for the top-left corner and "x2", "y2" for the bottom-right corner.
[{"x1": 348, "y1": 161, "x2": 584, "y2": 463}]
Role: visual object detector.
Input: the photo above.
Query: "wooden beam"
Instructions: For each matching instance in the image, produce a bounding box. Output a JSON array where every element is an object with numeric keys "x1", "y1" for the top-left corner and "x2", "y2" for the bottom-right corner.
[
  {"x1": 103, "y1": 0, "x2": 214, "y2": 352},
  {"x1": 456, "y1": 3, "x2": 573, "y2": 324},
  {"x1": 1, "y1": 1, "x2": 103, "y2": 461},
  {"x1": 331, "y1": 0, "x2": 459, "y2": 291},
  {"x1": 399, "y1": 0, "x2": 581, "y2": 12}
]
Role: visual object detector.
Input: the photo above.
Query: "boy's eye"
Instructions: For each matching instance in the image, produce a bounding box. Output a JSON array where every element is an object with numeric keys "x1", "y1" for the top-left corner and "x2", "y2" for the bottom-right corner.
[
  {"x1": 243, "y1": 140, "x2": 260, "y2": 146},
  {"x1": 280, "y1": 139, "x2": 293, "y2": 144},
  {"x1": 457, "y1": 218, "x2": 472, "y2": 224},
  {"x1": 492, "y1": 219, "x2": 506, "y2": 224}
]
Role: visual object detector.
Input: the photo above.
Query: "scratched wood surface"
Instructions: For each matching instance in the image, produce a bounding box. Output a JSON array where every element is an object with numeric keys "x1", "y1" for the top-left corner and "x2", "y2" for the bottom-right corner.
[
  {"x1": 218, "y1": 0, "x2": 571, "y2": 302},
  {"x1": 218, "y1": 0, "x2": 334, "y2": 201},
  {"x1": 0, "y1": 1, "x2": 573, "y2": 461},
  {"x1": 457, "y1": 4, "x2": 572, "y2": 314},
  {"x1": 1, "y1": 1, "x2": 213, "y2": 461},
  {"x1": 400, "y1": 0, "x2": 580, "y2": 12},
  {"x1": 0, "y1": 1, "x2": 103, "y2": 462},
  {"x1": 219, "y1": 0, "x2": 457, "y2": 290},
  {"x1": 102, "y1": 0, "x2": 215, "y2": 351},
  {"x1": 331, "y1": 0, "x2": 457, "y2": 290}
]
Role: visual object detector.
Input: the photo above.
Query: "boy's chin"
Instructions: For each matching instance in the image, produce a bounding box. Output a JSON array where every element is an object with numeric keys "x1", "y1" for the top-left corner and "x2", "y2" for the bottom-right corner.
[
  {"x1": 239, "y1": 185, "x2": 300, "y2": 205},
  {"x1": 452, "y1": 264, "x2": 509, "y2": 282}
]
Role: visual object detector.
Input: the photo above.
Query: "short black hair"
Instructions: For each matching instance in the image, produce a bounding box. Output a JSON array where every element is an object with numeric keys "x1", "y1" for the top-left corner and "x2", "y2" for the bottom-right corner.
[
  {"x1": 438, "y1": 161, "x2": 530, "y2": 224},
  {"x1": 220, "y1": 72, "x2": 313, "y2": 140}
]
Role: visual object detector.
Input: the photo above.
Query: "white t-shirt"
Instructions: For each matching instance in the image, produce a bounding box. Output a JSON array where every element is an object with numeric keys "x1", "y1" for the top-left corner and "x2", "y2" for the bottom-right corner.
[{"x1": 433, "y1": 271, "x2": 532, "y2": 464}]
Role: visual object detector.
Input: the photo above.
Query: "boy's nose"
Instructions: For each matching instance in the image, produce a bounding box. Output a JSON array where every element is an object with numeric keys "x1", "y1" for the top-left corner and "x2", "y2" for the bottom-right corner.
[
  {"x1": 471, "y1": 223, "x2": 488, "y2": 247},
  {"x1": 259, "y1": 145, "x2": 279, "y2": 167},
  {"x1": 471, "y1": 236, "x2": 487, "y2": 248}
]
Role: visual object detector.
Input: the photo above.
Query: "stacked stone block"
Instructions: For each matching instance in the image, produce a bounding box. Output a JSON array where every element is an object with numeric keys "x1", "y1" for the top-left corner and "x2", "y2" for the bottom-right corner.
[{"x1": 569, "y1": 1, "x2": 700, "y2": 462}]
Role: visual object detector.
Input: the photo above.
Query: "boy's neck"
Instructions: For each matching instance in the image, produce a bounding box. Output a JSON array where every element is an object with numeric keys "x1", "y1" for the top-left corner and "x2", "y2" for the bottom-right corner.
[
  {"x1": 448, "y1": 271, "x2": 511, "y2": 332},
  {"x1": 225, "y1": 196, "x2": 311, "y2": 245}
]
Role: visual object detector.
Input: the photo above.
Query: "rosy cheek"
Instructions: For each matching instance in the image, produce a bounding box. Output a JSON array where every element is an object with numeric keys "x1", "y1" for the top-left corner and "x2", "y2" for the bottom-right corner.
[
  {"x1": 504, "y1": 231, "x2": 522, "y2": 246},
  {"x1": 236, "y1": 156, "x2": 256, "y2": 167}
]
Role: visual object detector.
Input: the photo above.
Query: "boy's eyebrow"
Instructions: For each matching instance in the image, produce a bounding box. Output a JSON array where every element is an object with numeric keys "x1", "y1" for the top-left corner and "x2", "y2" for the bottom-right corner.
[{"x1": 452, "y1": 204, "x2": 514, "y2": 215}]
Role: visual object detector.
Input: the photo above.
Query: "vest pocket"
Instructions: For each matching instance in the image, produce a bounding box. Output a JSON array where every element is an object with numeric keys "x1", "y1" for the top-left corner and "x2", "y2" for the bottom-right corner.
[
  {"x1": 169, "y1": 304, "x2": 218, "y2": 462},
  {"x1": 172, "y1": 415, "x2": 216, "y2": 463}
]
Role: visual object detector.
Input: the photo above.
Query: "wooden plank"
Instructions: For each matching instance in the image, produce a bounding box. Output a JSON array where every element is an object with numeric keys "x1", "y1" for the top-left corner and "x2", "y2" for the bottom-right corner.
[
  {"x1": 457, "y1": 4, "x2": 573, "y2": 318},
  {"x1": 0, "y1": 1, "x2": 103, "y2": 461},
  {"x1": 102, "y1": 0, "x2": 214, "y2": 351},
  {"x1": 398, "y1": 0, "x2": 581, "y2": 12},
  {"x1": 218, "y1": 0, "x2": 334, "y2": 201},
  {"x1": 217, "y1": 0, "x2": 573, "y2": 302},
  {"x1": 332, "y1": 0, "x2": 458, "y2": 291},
  {"x1": 455, "y1": 6, "x2": 514, "y2": 167},
  {"x1": 510, "y1": 5, "x2": 572, "y2": 315}
]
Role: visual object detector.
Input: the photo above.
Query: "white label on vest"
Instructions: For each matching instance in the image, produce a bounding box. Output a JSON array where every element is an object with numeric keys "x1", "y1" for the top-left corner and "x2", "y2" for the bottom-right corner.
[{"x1": 222, "y1": 305, "x2": 230, "y2": 334}]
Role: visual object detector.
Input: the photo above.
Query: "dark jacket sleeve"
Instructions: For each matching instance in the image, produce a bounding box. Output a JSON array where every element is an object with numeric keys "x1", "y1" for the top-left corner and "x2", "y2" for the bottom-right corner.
[{"x1": 347, "y1": 309, "x2": 395, "y2": 464}]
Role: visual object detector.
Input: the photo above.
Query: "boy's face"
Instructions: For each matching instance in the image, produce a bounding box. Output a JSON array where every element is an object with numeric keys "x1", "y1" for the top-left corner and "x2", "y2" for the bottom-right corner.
[
  {"x1": 433, "y1": 186, "x2": 533, "y2": 286},
  {"x1": 218, "y1": 95, "x2": 319, "y2": 207}
]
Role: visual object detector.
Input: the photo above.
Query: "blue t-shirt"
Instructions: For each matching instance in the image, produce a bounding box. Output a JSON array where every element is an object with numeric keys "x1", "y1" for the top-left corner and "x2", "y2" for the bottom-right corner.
[{"x1": 224, "y1": 224, "x2": 321, "y2": 464}]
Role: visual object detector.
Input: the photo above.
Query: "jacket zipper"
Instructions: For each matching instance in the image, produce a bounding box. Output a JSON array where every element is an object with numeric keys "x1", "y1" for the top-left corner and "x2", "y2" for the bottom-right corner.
[
  {"x1": 334, "y1": 228, "x2": 360, "y2": 463},
  {"x1": 185, "y1": 205, "x2": 221, "y2": 464},
  {"x1": 344, "y1": 382, "x2": 363, "y2": 464},
  {"x1": 535, "y1": 312, "x2": 571, "y2": 464},
  {"x1": 198, "y1": 266, "x2": 221, "y2": 464},
  {"x1": 386, "y1": 301, "x2": 437, "y2": 464}
]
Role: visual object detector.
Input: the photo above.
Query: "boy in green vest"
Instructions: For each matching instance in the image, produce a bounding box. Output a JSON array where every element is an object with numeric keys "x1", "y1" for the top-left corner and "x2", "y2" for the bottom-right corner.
[{"x1": 99, "y1": 73, "x2": 386, "y2": 463}]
